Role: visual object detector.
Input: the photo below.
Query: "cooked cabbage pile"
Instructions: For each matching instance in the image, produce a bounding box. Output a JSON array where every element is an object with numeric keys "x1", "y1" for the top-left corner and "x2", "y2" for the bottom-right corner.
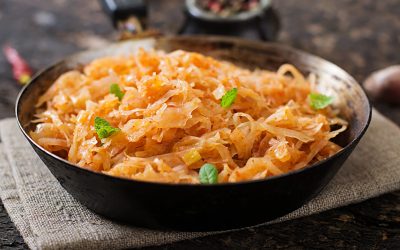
[{"x1": 31, "y1": 49, "x2": 347, "y2": 184}]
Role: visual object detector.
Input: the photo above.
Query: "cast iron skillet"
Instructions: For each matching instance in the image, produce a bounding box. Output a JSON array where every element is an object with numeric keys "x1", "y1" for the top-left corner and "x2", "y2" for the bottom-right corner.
[{"x1": 16, "y1": 36, "x2": 371, "y2": 231}]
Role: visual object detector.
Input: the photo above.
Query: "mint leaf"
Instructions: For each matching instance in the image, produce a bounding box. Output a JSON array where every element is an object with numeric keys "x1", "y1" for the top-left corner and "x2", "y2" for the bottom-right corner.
[
  {"x1": 309, "y1": 93, "x2": 333, "y2": 110},
  {"x1": 110, "y1": 83, "x2": 124, "y2": 101},
  {"x1": 221, "y1": 88, "x2": 238, "y2": 108},
  {"x1": 199, "y1": 163, "x2": 218, "y2": 184},
  {"x1": 94, "y1": 117, "x2": 120, "y2": 139}
]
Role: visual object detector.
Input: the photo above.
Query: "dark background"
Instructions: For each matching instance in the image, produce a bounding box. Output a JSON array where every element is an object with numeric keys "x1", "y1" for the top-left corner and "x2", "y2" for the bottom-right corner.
[{"x1": 1, "y1": 0, "x2": 400, "y2": 249}]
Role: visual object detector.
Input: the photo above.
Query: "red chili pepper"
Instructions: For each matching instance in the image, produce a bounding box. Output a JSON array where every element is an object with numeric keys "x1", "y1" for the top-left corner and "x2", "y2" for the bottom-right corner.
[{"x1": 3, "y1": 44, "x2": 33, "y2": 85}]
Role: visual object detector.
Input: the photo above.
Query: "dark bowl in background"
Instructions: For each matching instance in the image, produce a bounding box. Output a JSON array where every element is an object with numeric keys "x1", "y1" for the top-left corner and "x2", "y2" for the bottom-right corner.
[{"x1": 16, "y1": 36, "x2": 371, "y2": 231}]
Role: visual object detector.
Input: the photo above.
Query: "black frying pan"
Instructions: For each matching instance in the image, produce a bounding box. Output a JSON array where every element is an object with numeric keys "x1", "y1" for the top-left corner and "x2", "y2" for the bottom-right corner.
[{"x1": 16, "y1": 36, "x2": 371, "y2": 231}]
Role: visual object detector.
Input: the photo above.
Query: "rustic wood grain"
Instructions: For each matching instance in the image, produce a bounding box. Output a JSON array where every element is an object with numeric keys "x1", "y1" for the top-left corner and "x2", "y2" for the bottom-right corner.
[{"x1": 0, "y1": 0, "x2": 399, "y2": 249}]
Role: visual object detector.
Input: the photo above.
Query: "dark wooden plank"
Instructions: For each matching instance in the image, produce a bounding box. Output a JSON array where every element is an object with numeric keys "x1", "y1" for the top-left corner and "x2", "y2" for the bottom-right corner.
[
  {"x1": 0, "y1": 204, "x2": 27, "y2": 250},
  {"x1": 0, "y1": 0, "x2": 399, "y2": 249}
]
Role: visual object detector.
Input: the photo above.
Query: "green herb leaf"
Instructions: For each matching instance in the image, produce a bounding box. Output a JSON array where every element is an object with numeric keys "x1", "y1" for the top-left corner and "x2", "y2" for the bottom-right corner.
[
  {"x1": 94, "y1": 117, "x2": 120, "y2": 139},
  {"x1": 220, "y1": 88, "x2": 238, "y2": 108},
  {"x1": 199, "y1": 163, "x2": 218, "y2": 184},
  {"x1": 110, "y1": 83, "x2": 125, "y2": 101},
  {"x1": 308, "y1": 93, "x2": 333, "y2": 110}
]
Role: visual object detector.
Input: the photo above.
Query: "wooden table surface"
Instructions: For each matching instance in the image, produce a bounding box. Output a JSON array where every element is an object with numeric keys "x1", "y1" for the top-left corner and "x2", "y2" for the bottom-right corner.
[{"x1": 1, "y1": 0, "x2": 400, "y2": 249}]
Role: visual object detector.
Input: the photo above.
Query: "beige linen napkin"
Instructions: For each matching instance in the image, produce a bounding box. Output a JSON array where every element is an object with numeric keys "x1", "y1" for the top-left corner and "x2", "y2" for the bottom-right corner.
[{"x1": 1, "y1": 109, "x2": 400, "y2": 250}]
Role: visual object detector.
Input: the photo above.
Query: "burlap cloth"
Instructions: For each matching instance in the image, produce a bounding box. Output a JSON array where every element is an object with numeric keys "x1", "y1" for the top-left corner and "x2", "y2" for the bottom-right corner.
[{"x1": 0, "y1": 109, "x2": 400, "y2": 249}]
